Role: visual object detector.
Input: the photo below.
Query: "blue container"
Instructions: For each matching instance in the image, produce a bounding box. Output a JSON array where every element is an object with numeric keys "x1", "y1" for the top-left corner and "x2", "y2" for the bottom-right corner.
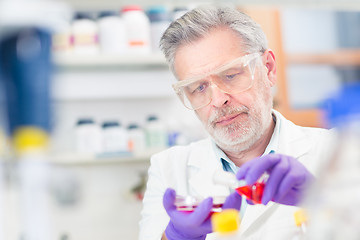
[{"x1": 0, "y1": 27, "x2": 52, "y2": 134}]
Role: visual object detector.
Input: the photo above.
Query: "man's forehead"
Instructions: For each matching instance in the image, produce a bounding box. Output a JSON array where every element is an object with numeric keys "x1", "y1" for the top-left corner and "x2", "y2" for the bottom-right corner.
[{"x1": 173, "y1": 28, "x2": 246, "y2": 80}]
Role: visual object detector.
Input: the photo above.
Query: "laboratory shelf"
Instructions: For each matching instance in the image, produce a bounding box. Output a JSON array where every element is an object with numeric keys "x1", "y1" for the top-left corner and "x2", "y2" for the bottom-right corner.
[
  {"x1": 53, "y1": 53, "x2": 168, "y2": 69},
  {"x1": 287, "y1": 49, "x2": 360, "y2": 66},
  {"x1": 49, "y1": 152, "x2": 156, "y2": 166}
]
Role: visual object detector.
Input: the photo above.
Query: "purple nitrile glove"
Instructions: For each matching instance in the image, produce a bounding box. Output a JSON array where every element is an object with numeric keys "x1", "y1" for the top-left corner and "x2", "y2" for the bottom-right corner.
[
  {"x1": 163, "y1": 188, "x2": 242, "y2": 240},
  {"x1": 236, "y1": 154, "x2": 315, "y2": 206}
]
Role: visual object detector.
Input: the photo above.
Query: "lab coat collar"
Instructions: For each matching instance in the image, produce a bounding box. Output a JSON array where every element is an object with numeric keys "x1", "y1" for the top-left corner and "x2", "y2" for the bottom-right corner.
[{"x1": 273, "y1": 110, "x2": 313, "y2": 159}]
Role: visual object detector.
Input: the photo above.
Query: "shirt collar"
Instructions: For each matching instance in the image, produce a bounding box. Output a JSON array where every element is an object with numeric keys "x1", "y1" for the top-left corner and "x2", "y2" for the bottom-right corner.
[{"x1": 212, "y1": 110, "x2": 281, "y2": 173}]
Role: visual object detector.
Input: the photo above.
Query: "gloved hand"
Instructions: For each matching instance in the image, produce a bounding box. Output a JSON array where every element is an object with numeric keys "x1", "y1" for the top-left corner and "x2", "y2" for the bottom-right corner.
[
  {"x1": 163, "y1": 188, "x2": 242, "y2": 240},
  {"x1": 236, "y1": 153, "x2": 315, "y2": 206}
]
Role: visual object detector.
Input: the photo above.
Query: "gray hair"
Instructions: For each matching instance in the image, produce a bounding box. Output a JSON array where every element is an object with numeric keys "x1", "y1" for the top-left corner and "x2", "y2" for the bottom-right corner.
[{"x1": 160, "y1": 5, "x2": 268, "y2": 76}]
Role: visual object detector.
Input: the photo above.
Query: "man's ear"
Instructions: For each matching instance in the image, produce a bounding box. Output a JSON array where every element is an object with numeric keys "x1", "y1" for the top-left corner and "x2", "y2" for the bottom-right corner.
[{"x1": 263, "y1": 49, "x2": 277, "y2": 86}]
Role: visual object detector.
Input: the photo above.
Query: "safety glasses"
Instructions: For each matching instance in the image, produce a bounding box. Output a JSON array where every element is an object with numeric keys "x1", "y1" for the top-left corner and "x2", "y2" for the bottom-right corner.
[{"x1": 172, "y1": 52, "x2": 261, "y2": 110}]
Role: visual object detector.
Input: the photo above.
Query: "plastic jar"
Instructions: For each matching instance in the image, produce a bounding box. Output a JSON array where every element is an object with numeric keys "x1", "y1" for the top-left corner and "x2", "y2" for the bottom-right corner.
[
  {"x1": 145, "y1": 115, "x2": 168, "y2": 152},
  {"x1": 71, "y1": 12, "x2": 99, "y2": 55},
  {"x1": 97, "y1": 11, "x2": 127, "y2": 54},
  {"x1": 75, "y1": 118, "x2": 103, "y2": 154},
  {"x1": 127, "y1": 123, "x2": 146, "y2": 154},
  {"x1": 122, "y1": 5, "x2": 151, "y2": 54},
  {"x1": 102, "y1": 121, "x2": 128, "y2": 153},
  {"x1": 147, "y1": 6, "x2": 171, "y2": 53}
]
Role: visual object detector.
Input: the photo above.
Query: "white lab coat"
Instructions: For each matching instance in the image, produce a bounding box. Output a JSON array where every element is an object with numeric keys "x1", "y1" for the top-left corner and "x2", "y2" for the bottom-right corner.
[{"x1": 139, "y1": 110, "x2": 333, "y2": 240}]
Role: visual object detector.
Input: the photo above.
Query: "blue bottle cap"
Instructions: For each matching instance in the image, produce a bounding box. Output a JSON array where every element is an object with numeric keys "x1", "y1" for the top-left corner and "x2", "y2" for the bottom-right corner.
[
  {"x1": 127, "y1": 123, "x2": 140, "y2": 129},
  {"x1": 73, "y1": 12, "x2": 93, "y2": 21},
  {"x1": 323, "y1": 82, "x2": 360, "y2": 126},
  {"x1": 102, "y1": 121, "x2": 120, "y2": 128},
  {"x1": 147, "y1": 115, "x2": 158, "y2": 122},
  {"x1": 147, "y1": 6, "x2": 170, "y2": 22},
  {"x1": 77, "y1": 119, "x2": 94, "y2": 125},
  {"x1": 98, "y1": 11, "x2": 119, "y2": 18}
]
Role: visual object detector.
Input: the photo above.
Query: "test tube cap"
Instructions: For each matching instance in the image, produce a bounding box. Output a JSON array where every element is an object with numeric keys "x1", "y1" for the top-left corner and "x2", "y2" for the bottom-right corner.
[
  {"x1": 294, "y1": 209, "x2": 308, "y2": 227},
  {"x1": 212, "y1": 209, "x2": 240, "y2": 234}
]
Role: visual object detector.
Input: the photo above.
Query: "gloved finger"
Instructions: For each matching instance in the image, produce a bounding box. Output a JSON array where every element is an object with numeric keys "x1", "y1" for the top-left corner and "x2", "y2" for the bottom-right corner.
[
  {"x1": 246, "y1": 199, "x2": 255, "y2": 205},
  {"x1": 262, "y1": 156, "x2": 290, "y2": 204},
  {"x1": 236, "y1": 162, "x2": 251, "y2": 180},
  {"x1": 222, "y1": 192, "x2": 242, "y2": 210},
  {"x1": 240, "y1": 154, "x2": 281, "y2": 185},
  {"x1": 274, "y1": 165, "x2": 307, "y2": 203},
  {"x1": 163, "y1": 188, "x2": 177, "y2": 213},
  {"x1": 186, "y1": 197, "x2": 213, "y2": 226}
]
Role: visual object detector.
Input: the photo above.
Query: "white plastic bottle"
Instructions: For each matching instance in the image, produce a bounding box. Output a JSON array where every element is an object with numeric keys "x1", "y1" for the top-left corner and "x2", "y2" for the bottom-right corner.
[
  {"x1": 71, "y1": 12, "x2": 99, "y2": 55},
  {"x1": 127, "y1": 123, "x2": 146, "y2": 155},
  {"x1": 102, "y1": 121, "x2": 128, "y2": 154},
  {"x1": 122, "y1": 5, "x2": 151, "y2": 54},
  {"x1": 145, "y1": 115, "x2": 167, "y2": 152},
  {"x1": 97, "y1": 11, "x2": 127, "y2": 55},
  {"x1": 75, "y1": 118, "x2": 103, "y2": 154},
  {"x1": 146, "y1": 6, "x2": 171, "y2": 53}
]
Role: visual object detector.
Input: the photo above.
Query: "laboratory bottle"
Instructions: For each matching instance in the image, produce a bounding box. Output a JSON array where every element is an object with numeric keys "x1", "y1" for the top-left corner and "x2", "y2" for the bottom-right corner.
[
  {"x1": 146, "y1": 6, "x2": 171, "y2": 53},
  {"x1": 127, "y1": 123, "x2": 146, "y2": 155},
  {"x1": 211, "y1": 209, "x2": 242, "y2": 240},
  {"x1": 213, "y1": 170, "x2": 267, "y2": 204},
  {"x1": 122, "y1": 5, "x2": 151, "y2": 54},
  {"x1": 145, "y1": 115, "x2": 168, "y2": 152},
  {"x1": 102, "y1": 121, "x2": 128, "y2": 153},
  {"x1": 97, "y1": 11, "x2": 127, "y2": 55},
  {"x1": 303, "y1": 83, "x2": 360, "y2": 240},
  {"x1": 75, "y1": 118, "x2": 103, "y2": 154},
  {"x1": 71, "y1": 12, "x2": 99, "y2": 55}
]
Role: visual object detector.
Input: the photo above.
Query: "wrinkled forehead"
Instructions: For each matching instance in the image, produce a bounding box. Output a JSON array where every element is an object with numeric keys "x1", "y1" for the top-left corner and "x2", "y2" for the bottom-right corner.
[{"x1": 173, "y1": 27, "x2": 247, "y2": 80}]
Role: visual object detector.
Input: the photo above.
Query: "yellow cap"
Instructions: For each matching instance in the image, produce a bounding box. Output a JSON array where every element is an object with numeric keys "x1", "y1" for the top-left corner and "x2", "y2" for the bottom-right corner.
[
  {"x1": 13, "y1": 127, "x2": 49, "y2": 154},
  {"x1": 294, "y1": 209, "x2": 307, "y2": 227},
  {"x1": 212, "y1": 209, "x2": 240, "y2": 234}
]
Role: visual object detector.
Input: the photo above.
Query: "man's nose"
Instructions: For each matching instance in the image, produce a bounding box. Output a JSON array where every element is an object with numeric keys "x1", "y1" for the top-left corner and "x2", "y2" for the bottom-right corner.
[{"x1": 210, "y1": 84, "x2": 230, "y2": 108}]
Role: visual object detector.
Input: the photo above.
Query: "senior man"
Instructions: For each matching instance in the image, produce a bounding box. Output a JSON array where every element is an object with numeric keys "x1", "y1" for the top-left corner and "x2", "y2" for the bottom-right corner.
[{"x1": 140, "y1": 5, "x2": 331, "y2": 240}]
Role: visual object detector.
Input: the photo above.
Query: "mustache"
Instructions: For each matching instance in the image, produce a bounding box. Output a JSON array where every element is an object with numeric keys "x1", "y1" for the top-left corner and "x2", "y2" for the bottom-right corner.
[{"x1": 208, "y1": 105, "x2": 249, "y2": 124}]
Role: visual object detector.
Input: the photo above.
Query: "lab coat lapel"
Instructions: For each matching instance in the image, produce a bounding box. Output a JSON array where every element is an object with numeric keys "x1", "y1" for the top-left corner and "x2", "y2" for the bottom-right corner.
[{"x1": 187, "y1": 139, "x2": 231, "y2": 197}]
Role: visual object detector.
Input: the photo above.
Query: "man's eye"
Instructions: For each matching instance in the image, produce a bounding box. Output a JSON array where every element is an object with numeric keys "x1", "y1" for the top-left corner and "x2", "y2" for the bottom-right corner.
[
  {"x1": 193, "y1": 83, "x2": 207, "y2": 93},
  {"x1": 187, "y1": 81, "x2": 209, "y2": 94},
  {"x1": 225, "y1": 73, "x2": 240, "y2": 80}
]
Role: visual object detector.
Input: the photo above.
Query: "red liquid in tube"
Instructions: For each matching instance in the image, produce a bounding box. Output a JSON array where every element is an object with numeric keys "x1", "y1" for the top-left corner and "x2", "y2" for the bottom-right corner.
[{"x1": 235, "y1": 182, "x2": 265, "y2": 204}]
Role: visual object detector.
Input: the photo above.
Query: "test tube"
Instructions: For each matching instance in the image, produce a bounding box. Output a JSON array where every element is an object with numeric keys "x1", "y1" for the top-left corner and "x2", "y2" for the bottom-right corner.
[{"x1": 212, "y1": 170, "x2": 267, "y2": 204}]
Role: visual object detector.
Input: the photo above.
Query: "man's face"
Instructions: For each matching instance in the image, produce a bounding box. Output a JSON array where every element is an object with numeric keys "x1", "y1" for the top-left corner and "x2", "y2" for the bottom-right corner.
[{"x1": 174, "y1": 27, "x2": 276, "y2": 152}]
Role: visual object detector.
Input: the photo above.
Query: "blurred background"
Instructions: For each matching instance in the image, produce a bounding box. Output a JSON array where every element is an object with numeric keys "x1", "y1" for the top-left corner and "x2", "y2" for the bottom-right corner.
[{"x1": 0, "y1": 0, "x2": 359, "y2": 239}]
